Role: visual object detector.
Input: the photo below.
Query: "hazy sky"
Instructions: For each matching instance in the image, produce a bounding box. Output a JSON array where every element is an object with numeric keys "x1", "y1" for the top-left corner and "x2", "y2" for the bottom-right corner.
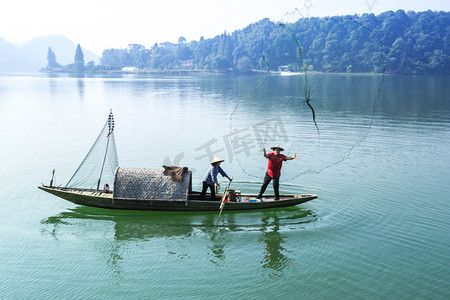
[{"x1": 1, "y1": 0, "x2": 449, "y2": 55}]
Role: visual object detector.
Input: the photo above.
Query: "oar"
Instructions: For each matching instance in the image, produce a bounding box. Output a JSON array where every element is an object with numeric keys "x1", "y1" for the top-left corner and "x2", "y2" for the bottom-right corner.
[{"x1": 211, "y1": 178, "x2": 233, "y2": 240}]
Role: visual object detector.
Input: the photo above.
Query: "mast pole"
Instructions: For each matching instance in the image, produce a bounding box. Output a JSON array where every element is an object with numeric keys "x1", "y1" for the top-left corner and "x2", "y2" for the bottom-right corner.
[
  {"x1": 97, "y1": 110, "x2": 114, "y2": 191},
  {"x1": 50, "y1": 169, "x2": 55, "y2": 187}
]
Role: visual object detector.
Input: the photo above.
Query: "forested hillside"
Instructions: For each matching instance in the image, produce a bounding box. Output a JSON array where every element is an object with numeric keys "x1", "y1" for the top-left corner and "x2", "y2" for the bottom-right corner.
[{"x1": 102, "y1": 10, "x2": 449, "y2": 75}]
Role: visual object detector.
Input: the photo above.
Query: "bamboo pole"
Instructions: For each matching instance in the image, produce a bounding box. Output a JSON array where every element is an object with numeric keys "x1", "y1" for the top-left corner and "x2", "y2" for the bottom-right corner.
[{"x1": 211, "y1": 178, "x2": 233, "y2": 240}]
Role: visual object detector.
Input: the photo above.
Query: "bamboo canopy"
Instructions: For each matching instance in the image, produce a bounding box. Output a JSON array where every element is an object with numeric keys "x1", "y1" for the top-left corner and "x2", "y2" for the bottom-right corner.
[{"x1": 113, "y1": 168, "x2": 191, "y2": 201}]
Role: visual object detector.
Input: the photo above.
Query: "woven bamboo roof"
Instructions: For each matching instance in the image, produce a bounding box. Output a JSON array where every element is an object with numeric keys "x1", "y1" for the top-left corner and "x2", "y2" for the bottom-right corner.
[{"x1": 113, "y1": 167, "x2": 191, "y2": 200}]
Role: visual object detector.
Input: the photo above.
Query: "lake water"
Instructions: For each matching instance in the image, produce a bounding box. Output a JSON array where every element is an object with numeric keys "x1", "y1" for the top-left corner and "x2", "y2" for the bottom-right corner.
[{"x1": 0, "y1": 72, "x2": 449, "y2": 299}]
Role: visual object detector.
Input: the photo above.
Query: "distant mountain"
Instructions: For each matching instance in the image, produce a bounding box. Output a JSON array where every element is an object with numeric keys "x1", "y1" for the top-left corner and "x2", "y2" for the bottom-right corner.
[
  {"x1": 0, "y1": 35, "x2": 99, "y2": 72},
  {"x1": 18, "y1": 35, "x2": 99, "y2": 69},
  {"x1": 0, "y1": 37, "x2": 34, "y2": 72}
]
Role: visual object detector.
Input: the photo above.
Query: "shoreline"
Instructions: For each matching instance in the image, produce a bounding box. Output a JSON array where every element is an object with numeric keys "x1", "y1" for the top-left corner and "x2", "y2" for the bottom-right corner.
[{"x1": 39, "y1": 69, "x2": 388, "y2": 76}]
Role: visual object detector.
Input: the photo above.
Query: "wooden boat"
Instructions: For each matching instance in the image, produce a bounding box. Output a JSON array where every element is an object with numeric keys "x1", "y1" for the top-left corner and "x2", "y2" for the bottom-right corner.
[
  {"x1": 38, "y1": 111, "x2": 317, "y2": 211},
  {"x1": 38, "y1": 185, "x2": 317, "y2": 211}
]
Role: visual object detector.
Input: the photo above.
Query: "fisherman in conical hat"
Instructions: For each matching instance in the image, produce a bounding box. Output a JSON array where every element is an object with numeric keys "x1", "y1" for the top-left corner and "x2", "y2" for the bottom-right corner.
[
  {"x1": 256, "y1": 145, "x2": 299, "y2": 201},
  {"x1": 200, "y1": 156, "x2": 232, "y2": 201}
]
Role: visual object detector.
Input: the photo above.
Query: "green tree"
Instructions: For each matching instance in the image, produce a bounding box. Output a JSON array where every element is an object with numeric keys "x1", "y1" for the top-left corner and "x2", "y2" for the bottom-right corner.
[
  {"x1": 217, "y1": 32, "x2": 233, "y2": 70},
  {"x1": 193, "y1": 36, "x2": 212, "y2": 68},
  {"x1": 236, "y1": 56, "x2": 252, "y2": 72},
  {"x1": 101, "y1": 48, "x2": 129, "y2": 70},
  {"x1": 176, "y1": 44, "x2": 193, "y2": 61},
  {"x1": 46, "y1": 47, "x2": 61, "y2": 68},
  {"x1": 128, "y1": 44, "x2": 150, "y2": 68},
  {"x1": 98, "y1": 10, "x2": 450, "y2": 75},
  {"x1": 73, "y1": 44, "x2": 85, "y2": 73},
  {"x1": 150, "y1": 46, "x2": 176, "y2": 70}
]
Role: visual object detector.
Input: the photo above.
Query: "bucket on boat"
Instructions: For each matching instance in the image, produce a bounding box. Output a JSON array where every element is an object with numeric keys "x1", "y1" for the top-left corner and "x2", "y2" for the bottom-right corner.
[
  {"x1": 228, "y1": 190, "x2": 237, "y2": 202},
  {"x1": 235, "y1": 190, "x2": 241, "y2": 202}
]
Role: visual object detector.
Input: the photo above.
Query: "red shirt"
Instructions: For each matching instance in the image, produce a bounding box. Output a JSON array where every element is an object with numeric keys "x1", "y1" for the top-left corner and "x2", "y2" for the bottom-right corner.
[{"x1": 266, "y1": 152, "x2": 287, "y2": 178}]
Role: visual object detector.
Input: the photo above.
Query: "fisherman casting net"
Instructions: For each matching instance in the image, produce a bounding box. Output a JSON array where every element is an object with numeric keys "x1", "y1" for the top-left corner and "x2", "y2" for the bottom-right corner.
[{"x1": 227, "y1": 9, "x2": 385, "y2": 184}]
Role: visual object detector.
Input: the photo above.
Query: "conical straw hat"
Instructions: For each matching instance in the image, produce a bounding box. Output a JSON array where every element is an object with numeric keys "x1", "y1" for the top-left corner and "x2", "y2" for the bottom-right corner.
[
  {"x1": 270, "y1": 145, "x2": 284, "y2": 151},
  {"x1": 211, "y1": 156, "x2": 225, "y2": 164}
]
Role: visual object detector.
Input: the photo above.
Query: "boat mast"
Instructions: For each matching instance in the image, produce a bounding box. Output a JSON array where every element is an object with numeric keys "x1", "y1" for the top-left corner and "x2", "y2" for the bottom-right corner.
[{"x1": 97, "y1": 110, "x2": 115, "y2": 190}]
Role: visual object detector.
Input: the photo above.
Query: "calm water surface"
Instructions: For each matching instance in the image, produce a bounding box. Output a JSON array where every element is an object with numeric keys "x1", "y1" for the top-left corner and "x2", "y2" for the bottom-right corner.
[{"x1": 0, "y1": 73, "x2": 449, "y2": 299}]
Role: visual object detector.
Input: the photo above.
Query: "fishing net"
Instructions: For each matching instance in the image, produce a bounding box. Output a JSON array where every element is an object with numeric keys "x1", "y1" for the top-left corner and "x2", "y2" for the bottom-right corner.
[
  {"x1": 65, "y1": 112, "x2": 119, "y2": 190},
  {"x1": 227, "y1": 11, "x2": 386, "y2": 184}
]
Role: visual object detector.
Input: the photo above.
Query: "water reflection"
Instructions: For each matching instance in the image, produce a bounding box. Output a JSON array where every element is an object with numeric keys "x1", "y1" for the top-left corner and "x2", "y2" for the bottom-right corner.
[
  {"x1": 40, "y1": 207, "x2": 198, "y2": 240},
  {"x1": 76, "y1": 79, "x2": 84, "y2": 99},
  {"x1": 48, "y1": 77, "x2": 58, "y2": 96},
  {"x1": 209, "y1": 240, "x2": 227, "y2": 264},
  {"x1": 259, "y1": 209, "x2": 317, "y2": 275},
  {"x1": 41, "y1": 206, "x2": 317, "y2": 275},
  {"x1": 260, "y1": 214, "x2": 291, "y2": 272},
  {"x1": 40, "y1": 207, "x2": 203, "y2": 280},
  {"x1": 42, "y1": 206, "x2": 315, "y2": 239}
]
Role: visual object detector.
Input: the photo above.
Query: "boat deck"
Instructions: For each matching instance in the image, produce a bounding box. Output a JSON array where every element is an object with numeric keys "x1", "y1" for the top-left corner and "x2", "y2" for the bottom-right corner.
[{"x1": 39, "y1": 186, "x2": 317, "y2": 211}]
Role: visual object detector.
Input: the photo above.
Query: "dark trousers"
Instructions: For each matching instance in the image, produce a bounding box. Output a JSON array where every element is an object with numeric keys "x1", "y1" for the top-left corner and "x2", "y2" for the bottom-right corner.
[
  {"x1": 200, "y1": 181, "x2": 216, "y2": 201},
  {"x1": 257, "y1": 173, "x2": 280, "y2": 200}
]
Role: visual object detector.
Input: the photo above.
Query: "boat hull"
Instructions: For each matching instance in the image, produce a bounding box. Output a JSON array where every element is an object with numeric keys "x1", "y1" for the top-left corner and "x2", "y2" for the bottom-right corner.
[{"x1": 38, "y1": 186, "x2": 317, "y2": 211}]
